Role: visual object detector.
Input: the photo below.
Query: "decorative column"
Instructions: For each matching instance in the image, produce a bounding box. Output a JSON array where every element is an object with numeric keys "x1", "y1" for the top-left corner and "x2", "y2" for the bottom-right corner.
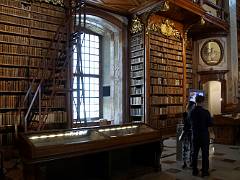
[{"x1": 226, "y1": 0, "x2": 238, "y2": 103}]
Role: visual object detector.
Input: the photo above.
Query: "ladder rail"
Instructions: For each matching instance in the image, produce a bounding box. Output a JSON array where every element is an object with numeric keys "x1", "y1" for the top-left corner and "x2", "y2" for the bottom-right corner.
[
  {"x1": 20, "y1": 3, "x2": 88, "y2": 131},
  {"x1": 24, "y1": 81, "x2": 42, "y2": 132},
  {"x1": 38, "y1": 47, "x2": 71, "y2": 130},
  {"x1": 21, "y1": 16, "x2": 68, "y2": 132},
  {"x1": 37, "y1": 19, "x2": 72, "y2": 130}
]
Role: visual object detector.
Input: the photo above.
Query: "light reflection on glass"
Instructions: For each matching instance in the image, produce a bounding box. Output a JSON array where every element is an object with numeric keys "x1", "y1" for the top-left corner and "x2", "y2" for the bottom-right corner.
[
  {"x1": 29, "y1": 130, "x2": 88, "y2": 140},
  {"x1": 98, "y1": 125, "x2": 138, "y2": 132}
]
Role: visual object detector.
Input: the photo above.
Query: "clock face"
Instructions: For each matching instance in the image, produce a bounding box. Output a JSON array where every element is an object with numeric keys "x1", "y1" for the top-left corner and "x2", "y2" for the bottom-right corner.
[{"x1": 201, "y1": 40, "x2": 223, "y2": 66}]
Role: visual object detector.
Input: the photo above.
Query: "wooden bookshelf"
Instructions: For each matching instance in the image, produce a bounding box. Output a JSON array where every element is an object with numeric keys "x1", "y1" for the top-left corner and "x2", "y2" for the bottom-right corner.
[
  {"x1": 129, "y1": 14, "x2": 186, "y2": 135},
  {"x1": 147, "y1": 30, "x2": 184, "y2": 131},
  {"x1": 186, "y1": 38, "x2": 193, "y2": 100},
  {"x1": 0, "y1": 0, "x2": 67, "y2": 145},
  {"x1": 238, "y1": 30, "x2": 240, "y2": 98},
  {"x1": 129, "y1": 31, "x2": 145, "y2": 122}
]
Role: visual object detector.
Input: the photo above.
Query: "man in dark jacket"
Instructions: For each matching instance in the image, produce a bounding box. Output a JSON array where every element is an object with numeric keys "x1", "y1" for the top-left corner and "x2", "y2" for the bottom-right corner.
[{"x1": 190, "y1": 95, "x2": 213, "y2": 177}]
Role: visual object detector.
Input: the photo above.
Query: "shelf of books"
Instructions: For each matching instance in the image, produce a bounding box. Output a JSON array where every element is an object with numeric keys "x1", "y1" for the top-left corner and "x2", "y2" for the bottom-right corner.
[
  {"x1": 0, "y1": 0, "x2": 67, "y2": 145},
  {"x1": 238, "y1": 58, "x2": 240, "y2": 98},
  {"x1": 186, "y1": 38, "x2": 193, "y2": 101},
  {"x1": 129, "y1": 30, "x2": 145, "y2": 122},
  {"x1": 238, "y1": 31, "x2": 240, "y2": 98},
  {"x1": 146, "y1": 15, "x2": 184, "y2": 134}
]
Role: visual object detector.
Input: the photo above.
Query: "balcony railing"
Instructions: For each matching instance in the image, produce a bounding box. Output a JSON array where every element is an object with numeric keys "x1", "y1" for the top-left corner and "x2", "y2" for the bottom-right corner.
[{"x1": 190, "y1": 0, "x2": 227, "y2": 21}]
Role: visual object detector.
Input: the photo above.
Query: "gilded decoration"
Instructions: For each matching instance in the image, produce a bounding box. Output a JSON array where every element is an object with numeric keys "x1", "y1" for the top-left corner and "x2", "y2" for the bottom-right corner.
[
  {"x1": 130, "y1": 16, "x2": 143, "y2": 34},
  {"x1": 25, "y1": 0, "x2": 64, "y2": 6},
  {"x1": 147, "y1": 16, "x2": 181, "y2": 39}
]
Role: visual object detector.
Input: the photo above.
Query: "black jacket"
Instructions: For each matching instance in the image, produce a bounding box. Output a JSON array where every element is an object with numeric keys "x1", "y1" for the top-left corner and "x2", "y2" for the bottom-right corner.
[
  {"x1": 183, "y1": 112, "x2": 191, "y2": 132},
  {"x1": 190, "y1": 106, "x2": 213, "y2": 137}
]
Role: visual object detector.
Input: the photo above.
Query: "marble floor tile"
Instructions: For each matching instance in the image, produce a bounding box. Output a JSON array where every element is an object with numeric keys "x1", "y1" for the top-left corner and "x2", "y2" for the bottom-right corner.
[
  {"x1": 134, "y1": 137, "x2": 240, "y2": 180},
  {"x1": 221, "y1": 158, "x2": 236, "y2": 163},
  {"x1": 233, "y1": 167, "x2": 240, "y2": 171},
  {"x1": 165, "y1": 168, "x2": 182, "y2": 173},
  {"x1": 213, "y1": 152, "x2": 225, "y2": 156}
]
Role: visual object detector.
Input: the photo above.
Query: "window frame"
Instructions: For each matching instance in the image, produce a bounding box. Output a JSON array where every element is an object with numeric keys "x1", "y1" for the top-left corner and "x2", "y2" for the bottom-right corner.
[{"x1": 72, "y1": 29, "x2": 103, "y2": 123}]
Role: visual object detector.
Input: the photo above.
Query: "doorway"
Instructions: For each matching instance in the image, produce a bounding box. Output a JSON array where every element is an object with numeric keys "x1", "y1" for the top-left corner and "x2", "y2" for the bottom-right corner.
[{"x1": 203, "y1": 81, "x2": 221, "y2": 116}]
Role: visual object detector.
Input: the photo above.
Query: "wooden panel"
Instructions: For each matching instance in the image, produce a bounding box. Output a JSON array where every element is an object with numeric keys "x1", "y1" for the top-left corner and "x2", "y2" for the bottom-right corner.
[
  {"x1": 86, "y1": 0, "x2": 157, "y2": 14},
  {"x1": 86, "y1": 0, "x2": 228, "y2": 37},
  {"x1": 213, "y1": 115, "x2": 240, "y2": 145}
]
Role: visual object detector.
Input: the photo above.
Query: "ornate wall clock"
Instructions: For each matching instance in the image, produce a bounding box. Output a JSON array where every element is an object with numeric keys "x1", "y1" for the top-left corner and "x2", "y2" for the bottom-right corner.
[{"x1": 200, "y1": 39, "x2": 224, "y2": 66}]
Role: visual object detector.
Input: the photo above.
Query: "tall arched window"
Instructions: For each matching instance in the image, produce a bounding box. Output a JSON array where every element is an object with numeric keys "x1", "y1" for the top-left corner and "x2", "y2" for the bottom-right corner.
[
  {"x1": 70, "y1": 11, "x2": 127, "y2": 126},
  {"x1": 73, "y1": 32, "x2": 101, "y2": 123}
]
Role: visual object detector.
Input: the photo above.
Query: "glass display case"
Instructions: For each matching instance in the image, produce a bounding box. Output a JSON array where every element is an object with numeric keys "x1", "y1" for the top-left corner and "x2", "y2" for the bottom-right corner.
[
  {"x1": 27, "y1": 129, "x2": 106, "y2": 147},
  {"x1": 98, "y1": 124, "x2": 155, "y2": 137},
  {"x1": 18, "y1": 123, "x2": 162, "y2": 180},
  {"x1": 19, "y1": 123, "x2": 161, "y2": 159}
]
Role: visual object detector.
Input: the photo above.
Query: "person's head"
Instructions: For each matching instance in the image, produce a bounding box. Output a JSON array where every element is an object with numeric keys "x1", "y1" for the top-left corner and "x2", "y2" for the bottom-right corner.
[{"x1": 195, "y1": 95, "x2": 205, "y2": 106}]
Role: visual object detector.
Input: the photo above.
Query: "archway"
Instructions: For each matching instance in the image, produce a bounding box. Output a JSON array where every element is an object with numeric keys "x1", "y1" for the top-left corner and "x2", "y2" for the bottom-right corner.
[{"x1": 198, "y1": 70, "x2": 228, "y2": 113}]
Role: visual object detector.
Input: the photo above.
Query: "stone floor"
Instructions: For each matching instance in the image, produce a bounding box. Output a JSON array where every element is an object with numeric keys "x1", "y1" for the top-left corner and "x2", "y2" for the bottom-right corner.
[
  {"x1": 1, "y1": 137, "x2": 240, "y2": 180},
  {"x1": 134, "y1": 137, "x2": 240, "y2": 180}
]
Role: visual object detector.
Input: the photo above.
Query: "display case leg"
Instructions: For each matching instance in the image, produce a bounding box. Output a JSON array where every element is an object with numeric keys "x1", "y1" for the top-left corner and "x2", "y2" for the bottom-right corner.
[
  {"x1": 0, "y1": 151, "x2": 4, "y2": 178},
  {"x1": 23, "y1": 164, "x2": 37, "y2": 180}
]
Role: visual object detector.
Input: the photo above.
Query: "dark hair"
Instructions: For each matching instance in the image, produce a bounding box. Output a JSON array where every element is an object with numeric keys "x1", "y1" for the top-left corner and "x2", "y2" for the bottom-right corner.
[{"x1": 195, "y1": 95, "x2": 204, "y2": 104}]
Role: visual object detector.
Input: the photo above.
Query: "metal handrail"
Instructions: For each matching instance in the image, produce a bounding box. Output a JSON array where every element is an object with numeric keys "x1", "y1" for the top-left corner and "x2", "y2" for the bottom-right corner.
[
  {"x1": 37, "y1": 19, "x2": 71, "y2": 130},
  {"x1": 18, "y1": 4, "x2": 82, "y2": 132},
  {"x1": 24, "y1": 81, "x2": 42, "y2": 132},
  {"x1": 18, "y1": 14, "x2": 69, "y2": 132}
]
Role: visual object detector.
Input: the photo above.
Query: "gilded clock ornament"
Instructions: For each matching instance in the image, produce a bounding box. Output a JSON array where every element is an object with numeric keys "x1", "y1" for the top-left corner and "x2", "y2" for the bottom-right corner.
[{"x1": 201, "y1": 39, "x2": 223, "y2": 66}]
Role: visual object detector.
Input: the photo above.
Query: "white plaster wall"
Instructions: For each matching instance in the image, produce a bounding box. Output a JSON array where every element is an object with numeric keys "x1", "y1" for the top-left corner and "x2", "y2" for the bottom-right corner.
[
  {"x1": 208, "y1": 81, "x2": 221, "y2": 116},
  {"x1": 108, "y1": 12, "x2": 128, "y2": 26},
  {"x1": 102, "y1": 34, "x2": 113, "y2": 121},
  {"x1": 113, "y1": 32, "x2": 122, "y2": 124},
  {"x1": 101, "y1": 26, "x2": 123, "y2": 125},
  {"x1": 202, "y1": 82, "x2": 210, "y2": 110}
]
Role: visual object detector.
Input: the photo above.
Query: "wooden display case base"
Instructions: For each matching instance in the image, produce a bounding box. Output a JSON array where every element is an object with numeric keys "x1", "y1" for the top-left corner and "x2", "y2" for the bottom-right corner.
[
  {"x1": 213, "y1": 115, "x2": 240, "y2": 145},
  {"x1": 18, "y1": 123, "x2": 163, "y2": 180},
  {"x1": 213, "y1": 126, "x2": 238, "y2": 145},
  {"x1": 22, "y1": 141, "x2": 162, "y2": 180}
]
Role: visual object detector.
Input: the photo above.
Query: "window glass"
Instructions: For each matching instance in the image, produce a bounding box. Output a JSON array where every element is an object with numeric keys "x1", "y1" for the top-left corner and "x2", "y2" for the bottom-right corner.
[{"x1": 73, "y1": 32, "x2": 100, "y2": 123}]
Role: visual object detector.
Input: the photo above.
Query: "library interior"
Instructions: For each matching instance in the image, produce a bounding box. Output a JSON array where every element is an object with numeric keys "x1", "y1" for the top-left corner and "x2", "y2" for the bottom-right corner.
[{"x1": 0, "y1": 0, "x2": 240, "y2": 179}]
